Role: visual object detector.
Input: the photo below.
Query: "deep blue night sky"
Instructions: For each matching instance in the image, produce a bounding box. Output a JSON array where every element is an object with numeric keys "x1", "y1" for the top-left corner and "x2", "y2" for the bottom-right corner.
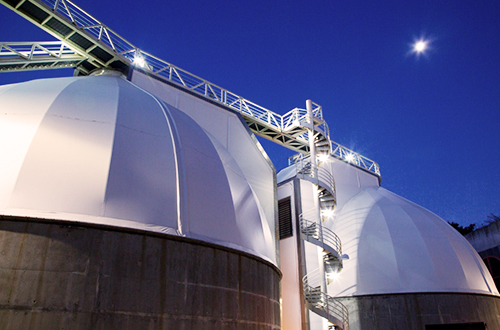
[{"x1": 0, "y1": 0, "x2": 499, "y2": 227}]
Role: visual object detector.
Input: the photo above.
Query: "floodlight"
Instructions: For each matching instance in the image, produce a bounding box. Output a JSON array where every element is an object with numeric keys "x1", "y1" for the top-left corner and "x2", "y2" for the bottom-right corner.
[
  {"x1": 133, "y1": 55, "x2": 147, "y2": 68},
  {"x1": 345, "y1": 153, "x2": 355, "y2": 163},
  {"x1": 318, "y1": 154, "x2": 329, "y2": 163}
]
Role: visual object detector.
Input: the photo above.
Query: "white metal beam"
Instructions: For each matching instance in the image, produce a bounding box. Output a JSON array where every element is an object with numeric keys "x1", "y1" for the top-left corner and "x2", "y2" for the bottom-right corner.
[{"x1": 0, "y1": 41, "x2": 86, "y2": 72}]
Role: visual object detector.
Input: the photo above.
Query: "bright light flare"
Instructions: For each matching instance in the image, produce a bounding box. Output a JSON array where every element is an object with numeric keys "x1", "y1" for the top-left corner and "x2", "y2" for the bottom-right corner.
[
  {"x1": 321, "y1": 209, "x2": 334, "y2": 218},
  {"x1": 413, "y1": 39, "x2": 428, "y2": 53},
  {"x1": 345, "y1": 153, "x2": 355, "y2": 163},
  {"x1": 318, "y1": 154, "x2": 329, "y2": 163},
  {"x1": 327, "y1": 272, "x2": 341, "y2": 281},
  {"x1": 408, "y1": 36, "x2": 433, "y2": 58},
  {"x1": 133, "y1": 55, "x2": 147, "y2": 68}
]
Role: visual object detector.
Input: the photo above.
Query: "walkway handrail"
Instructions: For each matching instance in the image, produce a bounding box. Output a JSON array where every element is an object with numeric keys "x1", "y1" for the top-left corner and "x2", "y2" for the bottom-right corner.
[
  {"x1": 1, "y1": 0, "x2": 326, "y2": 137},
  {"x1": 19, "y1": 0, "x2": 324, "y2": 129},
  {"x1": 289, "y1": 143, "x2": 381, "y2": 179},
  {"x1": 35, "y1": 0, "x2": 135, "y2": 56},
  {"x1": 22, "y1": 1, "x2": 327, "y2": 134},
  {"x1": 1, "y1": 0, "x2": 379, "y2": 168},
  {"x1": 0, "y1": 41, "x2": 80, "y2": 58},
  {"x1": 303, "y1": 268, "x2": 349, "y2": 329},
  {"x1": 299, "y1": 212, "x2": 342, "y2": 258},
  {"x1": 0, "y1": 41, "x2": 86, "y2": 71},
  {"x1": 330, "y1": 141, "x2": 381, "y2": 177}
]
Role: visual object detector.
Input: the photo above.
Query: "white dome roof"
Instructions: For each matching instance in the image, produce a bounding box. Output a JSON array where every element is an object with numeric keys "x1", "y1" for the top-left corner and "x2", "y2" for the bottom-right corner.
[
  {"x1": 0, "y1": 73, "x2": 275, "y2": 263},
  {"x1": 330, "y1": 186, "x2": 497, "y2": 296}
]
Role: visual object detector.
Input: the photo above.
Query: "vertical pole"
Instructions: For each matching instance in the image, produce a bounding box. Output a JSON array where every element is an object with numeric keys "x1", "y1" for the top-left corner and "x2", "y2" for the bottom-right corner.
[
  {"x1": 306, "y1": 100, "x2": 316, "y2": 175},
  {"x1": 307, "y1": 100, "x2": 328, "y2": 324}
]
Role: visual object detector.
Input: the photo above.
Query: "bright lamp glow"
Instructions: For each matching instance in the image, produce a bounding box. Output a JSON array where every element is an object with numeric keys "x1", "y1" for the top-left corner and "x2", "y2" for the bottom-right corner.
[
  {"x1": 414, "y1": 40, "x2": 427, "y2": 53},
  {"x1": 318, "y1": 154, "x2": 329, "y2": 163},
  {"x1": 345, "y1": 153, "x2": 355, "y2": 163},
  {"x1": 133, "y1": 55, "x2": 146, "y2": 68},
  {"x1": 328, "y1": 272, "x2": 340, "y2": 281},
  {"x1": 409, "y1": 36, "x2": 433, "y2": 58},
  {"x1": 321, "y1": 209, "x2": 334, "y2": 218}
]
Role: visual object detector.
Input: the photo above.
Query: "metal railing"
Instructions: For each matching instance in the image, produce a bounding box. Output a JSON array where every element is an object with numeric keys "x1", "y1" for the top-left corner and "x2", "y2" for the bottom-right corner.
[
  {"x1": 281, "y1": 105, "x2": 328, "y2": 137},
  {"x1": 289, "y1": 142, "x2": 381, "y2": 178},
  {"x1": 294, "y1": 157, "x2": 336, "y2": 197},
  {"x1": 1, "y1": 0, "x2": 379, "y2": 170},
  {"x1": 0, "y1": 41, "x2": 86, "y2": 71},
  {"x1": 303, "y1": 268, "x2": 349, "y2": 330},
  {"x1": 331, "y1": 141, "x2": 380, "y2": 177},
  {"x1": 3, "y1": 0, "x2": 328, "y2": 139},
  {"x1": 299, "y1": 210, "x2": 342, "y2": 258},
  {"x1": 38, "y1": 0, "x2": 135, "y2": 56},
  {"x1": 132, "y1": 53, "x2": 330, "y2": 147},
  {"x1": 2, "y1": 0, "x2": 331, "y2": 147}
]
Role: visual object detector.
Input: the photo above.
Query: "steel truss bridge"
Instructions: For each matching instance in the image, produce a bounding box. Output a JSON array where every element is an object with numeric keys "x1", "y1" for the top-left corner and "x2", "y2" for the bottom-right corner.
[{"x1": 0, "y1": 0, "x2": 380, "y2": 179}]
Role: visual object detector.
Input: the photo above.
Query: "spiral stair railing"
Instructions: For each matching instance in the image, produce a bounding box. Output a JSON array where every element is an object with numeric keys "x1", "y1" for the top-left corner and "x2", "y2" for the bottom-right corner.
[
  {"x1": 300, "y1": 209, "x2": 345, "y2": 286},
  {"x1": 295, "y1": 157, "x2": 336, "y2": 211},
  {"x1": 296, "y1": 154, "x2": 348, "y2": 328},
  {"x1": 303, "y1": 268, "x2": 349, "y2": 330},
  {"x1": 299, "y1": 210, "x2": 341, "y2": 259}
]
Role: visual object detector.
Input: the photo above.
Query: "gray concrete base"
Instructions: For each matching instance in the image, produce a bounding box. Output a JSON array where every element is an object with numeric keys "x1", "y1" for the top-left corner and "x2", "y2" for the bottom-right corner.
[
  {"x1": 337, "y1": 292, "x2": 500, "y2": 330},
  {"x1": 0, "y1": 217, "x2": 281, "y2": 330}
]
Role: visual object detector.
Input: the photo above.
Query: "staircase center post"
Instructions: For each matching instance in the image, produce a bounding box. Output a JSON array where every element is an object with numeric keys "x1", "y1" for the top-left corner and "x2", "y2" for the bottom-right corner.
[
  {"x1": 306, "y1": 99, "x2": 317, "y2": 179},
  {"x1": 307, "y1": 99, "x2": 328, "y2": 303}
]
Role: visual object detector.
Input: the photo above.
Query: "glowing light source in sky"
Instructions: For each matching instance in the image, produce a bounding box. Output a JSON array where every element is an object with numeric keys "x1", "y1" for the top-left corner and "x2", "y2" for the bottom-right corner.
[
  {"x1": 409, "y1": 37, "x2": 431, "y2": 58},
  {"x1": 414, "y1": 40, "x2": 427, "y2": 53}
]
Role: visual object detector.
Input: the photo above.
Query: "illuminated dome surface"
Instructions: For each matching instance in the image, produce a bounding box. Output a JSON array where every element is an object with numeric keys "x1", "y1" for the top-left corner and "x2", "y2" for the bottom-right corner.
[
  {"x1": 330, "y1": 186, "x2": 498, "y2": 297},
  {"x1": 0, "y1": 73, "x2": 275, "y2": 263}
]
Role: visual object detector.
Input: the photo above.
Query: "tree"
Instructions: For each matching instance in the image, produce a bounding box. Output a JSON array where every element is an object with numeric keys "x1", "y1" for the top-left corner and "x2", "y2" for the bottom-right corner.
[
  {"x1": 448, "y1": 221, "x2": 476, "y2": 236},
  {"x1": 485, "y1": 213, "x2": 500, "y2": 225}
]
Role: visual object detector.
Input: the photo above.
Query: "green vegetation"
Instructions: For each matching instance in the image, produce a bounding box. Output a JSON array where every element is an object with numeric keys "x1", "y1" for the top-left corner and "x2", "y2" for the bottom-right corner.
[{"x1": 448, "y1": 213, "x2": 500, "y2": 236}]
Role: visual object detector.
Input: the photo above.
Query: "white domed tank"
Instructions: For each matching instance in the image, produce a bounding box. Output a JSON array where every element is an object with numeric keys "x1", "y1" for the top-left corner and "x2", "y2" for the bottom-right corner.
[
  {"x1": 325, "y1": 159, "x2": 500, "y2": 329},
  {"x1": 0, "y1": 72, "x2": 280, "y2": 329},
  {"x1": 277, "y1": 157, "x2": 500, "y2": 329},
  {"x1": 330, "y1": 186, "x2": 496, "y2": 297}
]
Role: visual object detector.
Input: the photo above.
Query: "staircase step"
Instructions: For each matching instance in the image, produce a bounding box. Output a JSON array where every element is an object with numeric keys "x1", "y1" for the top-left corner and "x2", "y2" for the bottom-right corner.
[{"x1": 320, "y1": 195, "x2": 335, "y2": 202}]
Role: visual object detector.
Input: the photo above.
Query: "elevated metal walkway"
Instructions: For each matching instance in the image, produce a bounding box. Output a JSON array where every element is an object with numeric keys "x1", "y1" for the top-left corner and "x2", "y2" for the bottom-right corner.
[
  {"x1": 0, "y1": 0, "x2": 382, "y2": 177},
  {"x1": 0, "y1": 41, "x2": 86, "y2": 71}
]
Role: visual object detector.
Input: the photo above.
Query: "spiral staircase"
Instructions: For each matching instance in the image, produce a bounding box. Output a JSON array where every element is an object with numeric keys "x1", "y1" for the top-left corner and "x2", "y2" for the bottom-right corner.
[
  {"x1": 303, "y1": 268, "x2": 349, "y2": 330},
  {"x1": 293, "y1": 154, "x2": 349, "y2": 330}
]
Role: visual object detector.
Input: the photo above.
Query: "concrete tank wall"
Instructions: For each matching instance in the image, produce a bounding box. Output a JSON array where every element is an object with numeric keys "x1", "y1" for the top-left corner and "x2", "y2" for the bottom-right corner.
[
  {"x1": 337, "y1": 293, "x2": 500, "y2": 330},
  {"x1": 0, "y1": 216, "x2": 281, "y2": 330}
]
